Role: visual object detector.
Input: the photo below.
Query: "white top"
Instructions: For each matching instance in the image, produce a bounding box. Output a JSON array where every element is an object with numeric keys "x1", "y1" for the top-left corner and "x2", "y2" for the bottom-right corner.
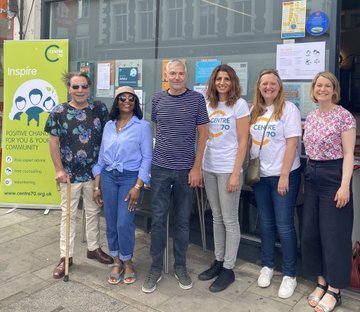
[
  {"x1": 203, "y1": 98, "x2": 250, "y2": 173},
  {"x1": 249, "y1": 101, "x2": 301, "y2": 177}
]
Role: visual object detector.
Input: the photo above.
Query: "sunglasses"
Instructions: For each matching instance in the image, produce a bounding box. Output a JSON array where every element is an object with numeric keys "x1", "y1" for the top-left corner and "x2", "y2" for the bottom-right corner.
[
  {"x1": 71, "y1": 84, "x2": 89, "y2": 90},
  {"x1": 118, "y1": 95, "x2": 135, "y2": 102}
]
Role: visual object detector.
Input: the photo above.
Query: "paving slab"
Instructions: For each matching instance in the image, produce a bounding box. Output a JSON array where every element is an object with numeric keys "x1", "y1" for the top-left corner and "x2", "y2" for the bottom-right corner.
[
  {"x1": 1, "y1": 280, "x2": 128, "y2": 312},
  {"x1": 0, "y1": 208, "x2": 359, "y2": 312}
]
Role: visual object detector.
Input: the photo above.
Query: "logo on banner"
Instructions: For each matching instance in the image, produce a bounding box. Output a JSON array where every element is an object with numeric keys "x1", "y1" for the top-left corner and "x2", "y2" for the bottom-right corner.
[
  {"x1": 45, "y1": 44, "x2": 64, "y2": 62},
  {"x1": 9, "y1": 79, "x2": 58, "y2": 127}
]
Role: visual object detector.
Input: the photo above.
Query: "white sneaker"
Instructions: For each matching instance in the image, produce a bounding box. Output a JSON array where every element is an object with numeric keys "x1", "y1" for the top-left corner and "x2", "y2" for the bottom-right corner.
[
  {"x1": 278, "y1": 276, "x2": 297, "y2": 299},
  {"x1": 257, "y1": 266, "x2": 274, "y2": 288}
]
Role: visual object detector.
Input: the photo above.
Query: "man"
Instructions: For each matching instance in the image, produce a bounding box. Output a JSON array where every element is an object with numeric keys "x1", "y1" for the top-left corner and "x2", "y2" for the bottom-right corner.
[
  {"x1": 45, "y1": 72, "x2": 113, "y2": 279},
  {"x1": 142, "y1": 59, "x2": 209, "y2": 293}
]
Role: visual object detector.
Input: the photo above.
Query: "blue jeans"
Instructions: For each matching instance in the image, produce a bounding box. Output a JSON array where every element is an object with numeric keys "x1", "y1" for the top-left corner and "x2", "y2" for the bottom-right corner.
[
  {"x1": 150, "y1": 164, "x2": 193, "y2": 272},
  {"x1": 253, "y1": 168, "x2": 300, "y2": 277},
  {"x1": 100, "y1": 169, "x2": 138, "y2": 261}
]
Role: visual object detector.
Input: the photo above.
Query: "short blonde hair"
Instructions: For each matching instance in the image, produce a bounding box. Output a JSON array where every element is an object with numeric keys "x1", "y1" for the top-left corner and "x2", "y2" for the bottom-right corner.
[{"x1": 310, "y1": 71, "x2": 341, "y2": 104}]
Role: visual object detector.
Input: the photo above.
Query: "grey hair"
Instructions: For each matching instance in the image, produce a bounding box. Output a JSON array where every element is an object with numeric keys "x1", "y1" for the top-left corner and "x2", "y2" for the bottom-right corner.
[{"x1": 165, "y1": 59, "x2": 187, "y2": 73}]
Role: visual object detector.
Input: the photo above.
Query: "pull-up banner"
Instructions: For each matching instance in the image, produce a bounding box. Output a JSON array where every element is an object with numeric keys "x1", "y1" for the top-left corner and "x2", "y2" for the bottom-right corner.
[{"x1": 0, "y1": 40, "x2": 68, "y2": 208}]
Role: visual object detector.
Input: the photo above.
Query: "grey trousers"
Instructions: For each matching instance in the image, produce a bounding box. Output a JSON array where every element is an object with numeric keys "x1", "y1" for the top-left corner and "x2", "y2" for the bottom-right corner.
[{"x1": 204, "y1": 171, "x2": 242, "y2": 269}]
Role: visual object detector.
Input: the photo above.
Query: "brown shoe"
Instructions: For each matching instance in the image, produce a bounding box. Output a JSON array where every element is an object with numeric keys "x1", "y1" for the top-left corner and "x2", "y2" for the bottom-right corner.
[
  {"x1": 87, "y1": 248, "x2": 113, "y2": 264},
  {"x1": 53, "y1": 257, "x2": 73, "y2": 279}
]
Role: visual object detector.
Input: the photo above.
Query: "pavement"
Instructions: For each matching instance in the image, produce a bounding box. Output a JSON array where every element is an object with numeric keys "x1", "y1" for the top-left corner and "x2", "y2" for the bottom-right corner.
[{"x1": 0, "y1": 207, "x2": 359, "y2": 312}]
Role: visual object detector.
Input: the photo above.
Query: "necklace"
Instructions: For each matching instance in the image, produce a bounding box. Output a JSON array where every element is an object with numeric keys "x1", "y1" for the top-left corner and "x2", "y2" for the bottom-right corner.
[{"x1": 117, "y1": 116, "x2": 133, "y2": 131}]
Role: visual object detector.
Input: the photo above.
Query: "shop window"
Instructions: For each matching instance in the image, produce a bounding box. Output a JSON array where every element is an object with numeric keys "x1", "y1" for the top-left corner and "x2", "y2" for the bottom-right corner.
[
  {"x1": 272, "y1": 0, "x2": 282, "y2": 31},
  {"x1": 168, "y1": 0, "x2": 184, "y2": 38},
  {"x1": 76, "y1": 38, "x2": 89, "y2": 60},
  {"x1": 138, "y1": 0, "x2": 155, "y2": 40},
  {"x1": 351, "y1": 12, "x2": 360, "y2": 28},
  {"x1": 233, "y1": 0, "x2": 252, "y2": 33},
  {"x1": 199, "y1": 2, "x2": 216, "y2": 36},
  {"x1": 113, "y1": 2, "x2": 128, "y2": 42},
  {"x1": 77, "y1": 0, "x2": 89, "y2": 19}
]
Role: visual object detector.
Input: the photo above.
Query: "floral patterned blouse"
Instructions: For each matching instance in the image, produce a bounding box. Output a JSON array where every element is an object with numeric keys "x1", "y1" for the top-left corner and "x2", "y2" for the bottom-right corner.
[
  {"x1": 303, "y1": 105, "x2": 356, "y2": 160},
  {"x1": 45, "y1": 102, "x2": 108, "y2": 183}
]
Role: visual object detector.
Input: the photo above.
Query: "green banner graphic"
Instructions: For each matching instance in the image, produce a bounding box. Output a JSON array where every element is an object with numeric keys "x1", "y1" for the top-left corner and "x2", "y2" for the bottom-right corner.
[{"x1": 0, "y1": 40, "x2": 68, "y2": 207}]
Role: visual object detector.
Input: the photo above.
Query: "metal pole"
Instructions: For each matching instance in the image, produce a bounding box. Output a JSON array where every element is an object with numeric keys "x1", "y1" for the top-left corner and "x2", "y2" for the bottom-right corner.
[{"x1": 164, "y1": 212, "x2": 169, "y2": 274}]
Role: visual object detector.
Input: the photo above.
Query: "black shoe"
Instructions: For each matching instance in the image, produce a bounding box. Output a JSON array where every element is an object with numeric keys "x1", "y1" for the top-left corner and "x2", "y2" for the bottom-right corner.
[
  {"x1": 209, "y1": 267, "x2": 235, "y2": 292},
  {"x1": 198, "y1": 260, "x2": 223, "y2": 281}
]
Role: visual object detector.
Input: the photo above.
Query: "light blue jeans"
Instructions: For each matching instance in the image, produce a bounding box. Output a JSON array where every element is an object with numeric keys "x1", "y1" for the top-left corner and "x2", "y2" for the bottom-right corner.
[{"x1": 204, "y1": 171, "x2": 242, "y2": 269}]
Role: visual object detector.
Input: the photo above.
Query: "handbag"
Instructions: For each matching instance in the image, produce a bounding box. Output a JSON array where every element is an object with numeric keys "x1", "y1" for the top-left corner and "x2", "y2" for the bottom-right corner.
[
  {"x1": 245, "y1": 113, "x2": 273, "y2": 186},
  {"x1": 350, "y1": 241, "x2": 360, "y2": 289},
  {"x1": 245, "y1": 157, "x2": 260, "y2": 186}
]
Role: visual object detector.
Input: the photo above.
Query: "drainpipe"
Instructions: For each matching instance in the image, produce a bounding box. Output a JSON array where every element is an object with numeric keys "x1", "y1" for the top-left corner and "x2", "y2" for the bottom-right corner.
[{"x1": 18, "y1": 0, "x2": 24, "y2": 39}]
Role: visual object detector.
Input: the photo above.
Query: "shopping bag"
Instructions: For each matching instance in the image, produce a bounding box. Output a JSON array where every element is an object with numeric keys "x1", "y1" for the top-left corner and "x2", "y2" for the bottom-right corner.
[{"x1": 350, "y1": 241, "x2": 360, "y2": 289}]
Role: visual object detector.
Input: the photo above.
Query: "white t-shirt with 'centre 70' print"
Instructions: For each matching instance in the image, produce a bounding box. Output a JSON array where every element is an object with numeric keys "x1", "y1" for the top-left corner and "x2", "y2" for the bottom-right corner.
[
  {"x1": 249, "y1": 101, "x2": 301, "y2": 177},
  {"x1": 203, "y1": 98, "x2": 250, "y2": 173}
]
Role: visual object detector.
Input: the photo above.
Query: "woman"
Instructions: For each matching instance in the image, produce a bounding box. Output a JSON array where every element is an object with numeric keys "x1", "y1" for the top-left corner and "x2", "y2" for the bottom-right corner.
[
  {"x1": 302, "y1": 71, "x2": 356, "y2": 312},
  {"x1": 92, "y1": 86, "x2": 152, "y2": 285},
  {"x1": 249, "y1": 69, "x2": 301, "y2": 299},
  {"x1": 198, "y1": 64, "x2": 249, "y2": 292}
]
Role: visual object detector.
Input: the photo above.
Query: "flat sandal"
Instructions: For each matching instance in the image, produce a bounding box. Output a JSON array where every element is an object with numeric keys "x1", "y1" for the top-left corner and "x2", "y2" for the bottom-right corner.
[
  {"x1": 107, "y1": 262, "x2": 123, "y2": 285},
  {"x1": 123, "y1": 260, "x2": 136, "y2": 284},
  {"x1": 308, "y1": 283, "x2": 328, "y2": 308},
  {"x1": 316, "y1": 290, "x2": 341, "y2": 312}
]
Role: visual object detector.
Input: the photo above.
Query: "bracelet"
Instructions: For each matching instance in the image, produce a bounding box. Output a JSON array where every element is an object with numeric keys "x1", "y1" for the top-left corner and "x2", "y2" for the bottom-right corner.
[
  {"x1": 94, "y1": 187, "x2": 100, "y2": 191},
  {"x1": 134, "y1": 184, "x2": 142, "y2": 190}
]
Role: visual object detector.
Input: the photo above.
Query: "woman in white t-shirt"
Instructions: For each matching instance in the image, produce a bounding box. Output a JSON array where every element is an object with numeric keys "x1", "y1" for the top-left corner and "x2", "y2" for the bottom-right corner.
[
  {"x1": 198, "y1": 64, "x2": 249, "y2": 292},
  {"x1": 249, "y1": 69, "x2": 301, "y2": 299}
]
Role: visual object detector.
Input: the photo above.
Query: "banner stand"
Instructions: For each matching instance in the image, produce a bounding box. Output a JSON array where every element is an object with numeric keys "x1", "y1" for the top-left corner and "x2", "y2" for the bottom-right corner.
[{"x1": 0, "y1": 40, "x2": 68, "y2": 209}]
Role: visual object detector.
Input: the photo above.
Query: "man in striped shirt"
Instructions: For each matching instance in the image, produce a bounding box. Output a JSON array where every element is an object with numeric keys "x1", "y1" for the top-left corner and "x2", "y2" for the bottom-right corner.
[{"x1": 142, "y1": 59, "x2": 209, "y2": 293}]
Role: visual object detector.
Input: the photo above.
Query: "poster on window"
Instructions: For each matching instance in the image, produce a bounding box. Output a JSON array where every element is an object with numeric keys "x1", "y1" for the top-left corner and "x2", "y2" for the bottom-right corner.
[
  {"x1": 195, "y1": 59, "x2": 221, "y2": 84},
  {"x1": 96, "y1": 61, "x2": 115, "y2": 98},
  {"x1": 284, "y1": 82, "x2": 317, "y2": 119},
  {"x1": 276, "y1": 41, "x2": 325, "y2": 80},
  {"x1": 115, "y1": 59, "x2": 142, "y2": 87},
  {"x1": 281, "y1": 0, "x2": 306, "y2": 39},
  {"x1": 0, "y1": 40, "x2": 68, "y2": 208},
  {"x1": 228, "y1": 62, "x2": 248, "y2": 96}
]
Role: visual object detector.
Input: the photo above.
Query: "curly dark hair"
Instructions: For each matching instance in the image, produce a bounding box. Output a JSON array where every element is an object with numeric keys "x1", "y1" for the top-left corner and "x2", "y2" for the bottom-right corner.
[{"x1": 109, "y1": 93, "x2": 143, "y2": 121}]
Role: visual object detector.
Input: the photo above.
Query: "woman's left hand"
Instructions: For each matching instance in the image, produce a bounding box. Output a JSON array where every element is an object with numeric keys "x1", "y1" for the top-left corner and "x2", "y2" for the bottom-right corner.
[
  {"x1": 277, "y1": 176, "x2": 289, "y2": 197},
  {"x1": 334, "y1": 185, "x2": 350, "y2": 208},
  {"x1": 228, "y1": 173, "x2": 240, "y2": 193},
  {"x1": 125, "y1": 187, "x2": 140, "y2": 211}
]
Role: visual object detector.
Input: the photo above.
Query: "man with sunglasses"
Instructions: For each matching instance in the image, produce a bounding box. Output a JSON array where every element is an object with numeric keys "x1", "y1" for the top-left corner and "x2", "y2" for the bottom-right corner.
[
  {"x1": 45, "y1": 72, "x2": 113, "y2": 280},
  {"x1": 142, "y1": 59, "x2": 209, "y2": 293}
]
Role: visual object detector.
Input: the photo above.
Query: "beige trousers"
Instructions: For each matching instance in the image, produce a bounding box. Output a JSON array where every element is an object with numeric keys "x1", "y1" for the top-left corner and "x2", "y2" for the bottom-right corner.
[{"x1": 59, "y1": 180, "x2": 100, "y2": 258}]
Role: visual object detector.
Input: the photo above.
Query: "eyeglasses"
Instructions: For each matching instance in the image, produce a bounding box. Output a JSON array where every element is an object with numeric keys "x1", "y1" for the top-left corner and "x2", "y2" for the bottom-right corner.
[
  {"x1": 71, "y1": 84, "x2": 89, "y2": 90},
  {"x1": 118, "y1": 95, "x2": 135, "y2": 102}
]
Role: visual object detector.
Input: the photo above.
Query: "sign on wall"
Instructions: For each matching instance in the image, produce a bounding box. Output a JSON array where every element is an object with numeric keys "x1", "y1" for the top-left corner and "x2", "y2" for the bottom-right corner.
[
  {"x1": 0, "y1": 39, "x2": 68, "y2": 208},
  {"x1": 276, "y1": 41, "x2": 325, "y2": 80}
]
